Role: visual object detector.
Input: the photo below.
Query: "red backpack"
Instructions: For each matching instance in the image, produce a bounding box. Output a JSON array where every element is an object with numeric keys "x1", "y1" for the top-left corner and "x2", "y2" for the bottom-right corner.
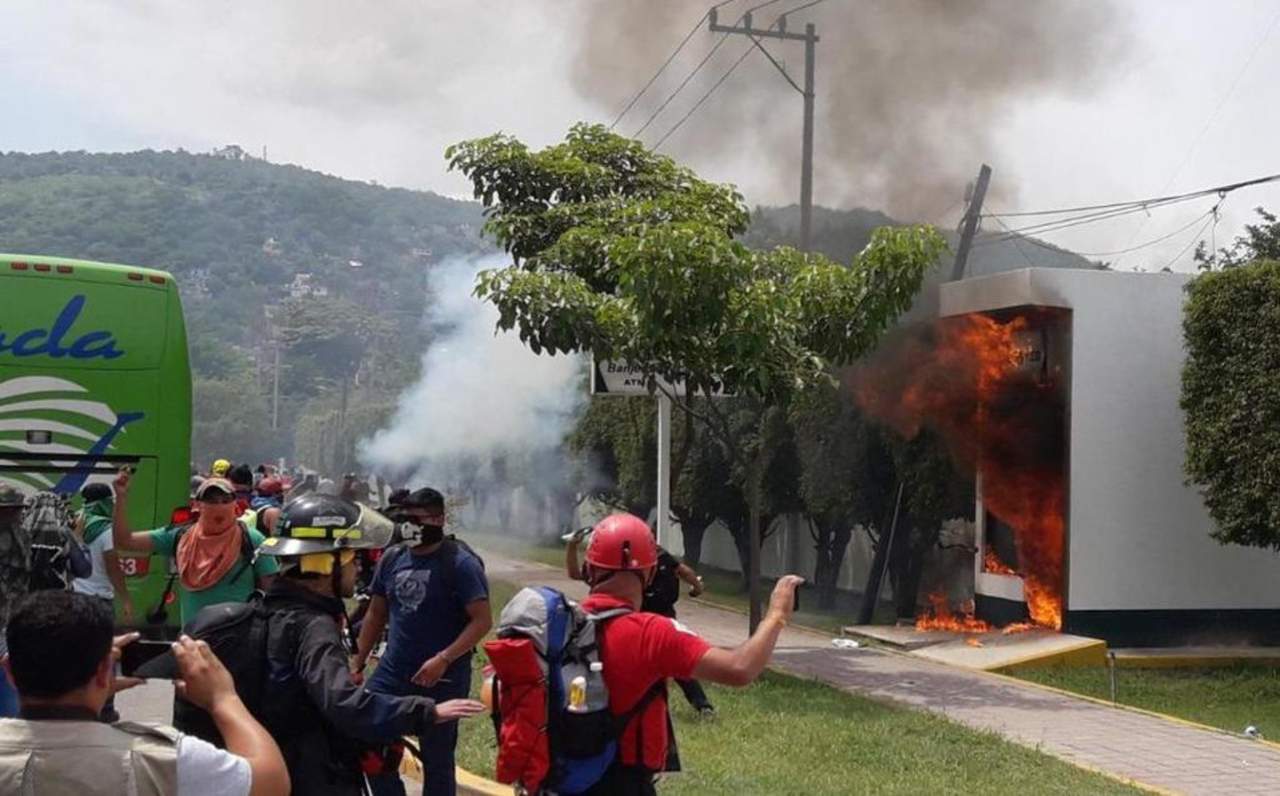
[{"x1": 484, "y1": 586, "x2": 663, "y2": 795}]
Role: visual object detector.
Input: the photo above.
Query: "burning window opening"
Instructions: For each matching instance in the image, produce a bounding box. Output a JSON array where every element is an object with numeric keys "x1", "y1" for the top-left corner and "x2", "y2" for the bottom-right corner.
[{"x1": 853, "y1": 308, "x2": 1070, "y2": 634}]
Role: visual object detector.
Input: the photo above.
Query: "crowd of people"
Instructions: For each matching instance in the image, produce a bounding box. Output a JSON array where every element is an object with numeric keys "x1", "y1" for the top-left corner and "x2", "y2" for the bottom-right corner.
[{"x1": 0, "y1": 457, "x2": 803, "y2": 795}]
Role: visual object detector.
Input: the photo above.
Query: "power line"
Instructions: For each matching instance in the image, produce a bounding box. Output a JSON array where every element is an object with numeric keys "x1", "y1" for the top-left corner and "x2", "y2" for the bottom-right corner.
[
  {"x1": 631, "y1": 0, "x2": 788, "y2": 138},
  {"x1": 609, "y1": 11, "x2": 710, "y2": 130},
  {"x1": 651, "y1": 0, "x2": 829, "y2": 150},
  {"x1": 609, "y1": 0, "x2": 745, "y2": 130},
  {"x1": 654, "y1": 41, "x2": 756, "y2": 149},
  {"x1": 975, "y1": 171, "x2": 1280, "y2": 247},
  {"x1": 1115, "y1": 5, "x2": 1280, "y2": 266},
  {"x1": 1159, "y1": 212, "x2": 1218, "y2": 271},
  {"x1": 983, "y1": 172, "x2": 1280, "y2": 220}
]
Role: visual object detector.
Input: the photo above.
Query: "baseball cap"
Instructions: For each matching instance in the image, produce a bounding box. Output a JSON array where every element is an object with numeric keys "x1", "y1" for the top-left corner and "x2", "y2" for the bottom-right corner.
[{"x1": 194, "y1": 478, "x2": 235, "y2": 501}]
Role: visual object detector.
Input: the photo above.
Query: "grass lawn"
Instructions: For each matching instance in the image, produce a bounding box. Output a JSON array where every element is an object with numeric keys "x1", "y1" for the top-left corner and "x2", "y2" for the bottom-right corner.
[
  {"x1": 455, "y1": 578, "x2": 1139, "y2": 795},
  {"x1": 465, "y1": 530, "x2": 892, "y2": 636},
  {"x1": 1014, "y1": 664, "x2": 1280, "y2": 737}
]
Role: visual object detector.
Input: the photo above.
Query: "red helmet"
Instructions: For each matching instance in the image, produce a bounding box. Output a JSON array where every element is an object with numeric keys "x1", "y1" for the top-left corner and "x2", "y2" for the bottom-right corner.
[
  {"x1": 584, "y1": 513, "x2": 657, "y2": 571},
  {"x1": 257, "y1": 477, "x2": 284, "y2": 497}
]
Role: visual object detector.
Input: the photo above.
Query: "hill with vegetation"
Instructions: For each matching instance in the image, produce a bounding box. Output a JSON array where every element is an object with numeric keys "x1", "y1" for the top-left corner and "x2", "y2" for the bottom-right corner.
[{"x1": 0, "y1": 149, "x2": 1097, "y2": 473}]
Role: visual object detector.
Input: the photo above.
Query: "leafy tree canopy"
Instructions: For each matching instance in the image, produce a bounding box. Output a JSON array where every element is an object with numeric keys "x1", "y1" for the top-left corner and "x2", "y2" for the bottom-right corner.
[
  {"x1": 1182, "y1": 257, "x2": 1280, "y2": 549},
  {"x1": 449, "y1": 123, "x2": 947, "y2": 404}
]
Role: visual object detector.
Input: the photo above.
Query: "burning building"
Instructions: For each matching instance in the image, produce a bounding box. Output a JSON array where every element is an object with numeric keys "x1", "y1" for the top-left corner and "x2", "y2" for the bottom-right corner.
[{"x1": 924, "y1": 267, "x2": 1280, "y2": 646}]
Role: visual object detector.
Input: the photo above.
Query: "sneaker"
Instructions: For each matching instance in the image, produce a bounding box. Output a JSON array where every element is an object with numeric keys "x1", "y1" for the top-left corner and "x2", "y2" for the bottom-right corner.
[{"x1": 697, "y1": 705, "x2": 716, "y2": 720}]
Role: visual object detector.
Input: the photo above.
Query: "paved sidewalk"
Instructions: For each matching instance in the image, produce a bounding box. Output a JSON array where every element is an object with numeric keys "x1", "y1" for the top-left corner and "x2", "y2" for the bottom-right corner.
[{"x1": 485, "y1": 550, "x2": 1280, "y2": 796}]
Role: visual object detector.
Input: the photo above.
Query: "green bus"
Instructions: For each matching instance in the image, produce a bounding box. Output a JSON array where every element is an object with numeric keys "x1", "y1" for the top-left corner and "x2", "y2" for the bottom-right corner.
[{"x1": 0, "y1": 253, "x2": 192, "y2": 632}]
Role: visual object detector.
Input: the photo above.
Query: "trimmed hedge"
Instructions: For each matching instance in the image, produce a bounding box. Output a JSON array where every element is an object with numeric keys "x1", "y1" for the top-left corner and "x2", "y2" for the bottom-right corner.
[{"x1": 1182, "y1": 259, "x2": 1280, "y2": 548}]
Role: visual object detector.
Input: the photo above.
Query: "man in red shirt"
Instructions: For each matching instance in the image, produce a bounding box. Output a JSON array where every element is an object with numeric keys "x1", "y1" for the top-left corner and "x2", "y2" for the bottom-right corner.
[{"x1": 579, "y1": 514, "x2": 802, "y2": 795}]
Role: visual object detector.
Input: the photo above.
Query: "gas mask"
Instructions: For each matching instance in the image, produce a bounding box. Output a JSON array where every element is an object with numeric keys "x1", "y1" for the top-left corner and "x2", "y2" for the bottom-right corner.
[{"x1": 395, "y1": 519, "x2": 444, "y2": 546}]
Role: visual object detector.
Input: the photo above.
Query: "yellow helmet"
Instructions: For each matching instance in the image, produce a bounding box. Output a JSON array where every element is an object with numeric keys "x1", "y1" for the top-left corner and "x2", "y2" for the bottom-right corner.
[{"x1": 211, "y1": 459, "x2": 232, "y2": 477}]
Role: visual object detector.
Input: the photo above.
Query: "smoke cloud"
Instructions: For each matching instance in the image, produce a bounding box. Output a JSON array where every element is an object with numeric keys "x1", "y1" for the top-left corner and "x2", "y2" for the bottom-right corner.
[
  {"x1": 359, "y1": 257, "x2": 585, "y2": 487},
  {"x1": 573, "y1": 0, "x2": 1128, "y2": 220}
]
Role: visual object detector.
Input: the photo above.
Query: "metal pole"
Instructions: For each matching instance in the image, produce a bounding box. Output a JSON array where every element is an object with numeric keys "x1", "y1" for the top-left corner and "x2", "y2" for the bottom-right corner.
[
  {"x1": 950, "y1": 164, "x2": 992, "y2": 281},
  {"x1": 656, "y1": 394, "x2": 679, "y2": 556},
  {"x1": 800, "y1": 22, "x2": 816, "y2": 253},
  {"x1": 749, "y1": 489, "x2": 763, "y2": 633},
  {"x1": 272, "y1": 342, "x2": 281, "y2": 430}
]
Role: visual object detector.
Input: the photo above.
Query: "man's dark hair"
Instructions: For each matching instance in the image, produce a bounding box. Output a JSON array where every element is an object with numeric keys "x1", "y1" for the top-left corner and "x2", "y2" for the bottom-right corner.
[
  {"x1": 81, "y1": 483, "x2": 113, "y2": 503},
  {"x1": 403, "y1": 487, "x2": 445, "y2": 511},
  {"x1": 228, "y1": 463, "x2": 254, "y2": 489},
  {"x1": 7, "y1": 591, "x2": 113, "y2": 698}
]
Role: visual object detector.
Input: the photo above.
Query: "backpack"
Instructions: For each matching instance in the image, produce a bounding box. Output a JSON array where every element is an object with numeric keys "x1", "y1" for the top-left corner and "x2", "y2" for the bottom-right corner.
[
  {"x1": 24, "y1": 492, "x2": 89, "y2": 592},
  {"x1": 147, "y1": 521, "x2": 257, "y2": 625},
  {"x1": 484, "y1": 587, "x2": 664, "y2": 795},
  {"x1": 642, "y1": 551, "x2": 681, "y2": 615},
  {"x1": 168, "y1": 595, "x2": 272, "y2": 747}
]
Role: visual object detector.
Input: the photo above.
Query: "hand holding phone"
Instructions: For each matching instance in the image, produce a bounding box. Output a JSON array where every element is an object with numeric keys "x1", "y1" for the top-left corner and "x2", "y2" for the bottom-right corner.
[{"x1": 120, "y1": 640, "x2": 173, "y2": 678}]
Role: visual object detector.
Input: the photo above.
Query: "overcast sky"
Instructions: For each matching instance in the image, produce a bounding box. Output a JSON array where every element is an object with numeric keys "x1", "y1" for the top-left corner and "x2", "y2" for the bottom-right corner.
[{"x1": 3, "y1": 0, "x2": 1279, "y2": 271}]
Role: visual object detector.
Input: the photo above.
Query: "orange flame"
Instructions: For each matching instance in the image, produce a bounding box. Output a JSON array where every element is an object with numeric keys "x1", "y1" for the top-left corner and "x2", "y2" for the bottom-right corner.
[
  {"x1": 855, "y1": 312, "x2": 1067, "y2": 631},
  {"x1": 915, "y1": 592, "x2": 992, "y2": 633},
  {"x1": 982, "y1": 546, "x2": 1017, "y2": 576}
]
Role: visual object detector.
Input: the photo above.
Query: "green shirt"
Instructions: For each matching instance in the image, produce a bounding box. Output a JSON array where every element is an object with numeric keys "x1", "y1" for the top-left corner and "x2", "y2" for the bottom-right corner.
[{"x1": 146, "y1": 525, "x2": 279, "y2": 625}]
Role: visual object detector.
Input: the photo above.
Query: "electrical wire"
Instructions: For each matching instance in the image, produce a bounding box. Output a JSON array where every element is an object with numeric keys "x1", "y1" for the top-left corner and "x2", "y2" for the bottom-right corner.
[
  {"x1": 983, "y1": 173, "x2": 1280, "y2": 220},
  {"x1": 654, "y1": 42, "x2": 756, "y2": 150},
  {"x1": 631, "y1": 0, "x2": 788, "y2": 138},
  {"x1": 973, "y1": 172, "x2": 1280, "y2": 248},
  {"x1": 651, "y1": 0, "x2": 829, "y2": 150},
  {"x1": 1158, "y1": 212, "x2": 1218, "y2": 271},
  {"x1": 609, "y1": 11, "x2": 710, "y2": 130},
  {"x1": 1115, "y1": 5, "x2": 1280, "y2": 267}
]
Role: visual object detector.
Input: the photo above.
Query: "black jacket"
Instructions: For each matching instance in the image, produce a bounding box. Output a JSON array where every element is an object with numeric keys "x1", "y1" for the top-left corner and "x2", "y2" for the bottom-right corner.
[{"x1": 259, "y1": 579, "x2": 435, "y2": 794}]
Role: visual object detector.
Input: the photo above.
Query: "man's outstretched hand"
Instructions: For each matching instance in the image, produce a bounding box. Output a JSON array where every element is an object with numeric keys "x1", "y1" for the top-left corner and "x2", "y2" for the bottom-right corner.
[{"x1": 433, "y1": 699, "x2": 486, "y2": 724}]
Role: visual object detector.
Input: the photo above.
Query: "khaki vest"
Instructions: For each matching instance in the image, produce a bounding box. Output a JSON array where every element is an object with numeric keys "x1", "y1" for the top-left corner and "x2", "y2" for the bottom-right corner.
[{"x1": 0, "y1": 718, "x2": 179, "y2": 796}]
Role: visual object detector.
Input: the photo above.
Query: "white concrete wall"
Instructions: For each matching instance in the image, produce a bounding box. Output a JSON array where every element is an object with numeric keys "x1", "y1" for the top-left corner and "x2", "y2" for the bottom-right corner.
[{"x1": 943, "y1": 269, "x2": 1280, "y2": 612}]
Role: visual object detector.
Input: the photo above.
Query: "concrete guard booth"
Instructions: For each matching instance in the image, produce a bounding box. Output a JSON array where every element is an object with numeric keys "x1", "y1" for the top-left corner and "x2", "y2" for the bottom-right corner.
[{"x1": 941, "y1": 267, "x2": 1280, "y2": 647}]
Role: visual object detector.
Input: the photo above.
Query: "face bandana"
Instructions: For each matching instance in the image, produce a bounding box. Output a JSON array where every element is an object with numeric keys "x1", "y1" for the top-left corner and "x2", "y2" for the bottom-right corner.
[{"x1": 407, "y1": 522, "x2": 444, "y2": 546}]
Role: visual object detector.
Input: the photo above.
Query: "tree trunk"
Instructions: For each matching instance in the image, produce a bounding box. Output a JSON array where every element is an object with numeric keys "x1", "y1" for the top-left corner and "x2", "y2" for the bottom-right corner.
[
  {"x1": 680, "y1": 517, "x2": 710, "y2": 569},
  {"x1": 814, "y1": 524, "x2": 853, "y2": 611}
]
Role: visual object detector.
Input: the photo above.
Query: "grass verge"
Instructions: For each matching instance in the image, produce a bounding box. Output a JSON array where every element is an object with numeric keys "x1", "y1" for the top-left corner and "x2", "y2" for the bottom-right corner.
[
  {"x1": 455, "y1": 578, "x2": 1139, "y2": 795},
  {"x1": 1014, "y1": 664, "x2": 1280, "y2": 737},
  {"x1": 464, "y1": 530, "x2": 891, "y2": 635}
]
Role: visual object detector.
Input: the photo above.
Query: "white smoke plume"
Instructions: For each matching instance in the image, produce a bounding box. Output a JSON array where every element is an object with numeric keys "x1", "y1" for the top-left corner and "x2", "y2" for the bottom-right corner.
[{"x1": 359, "y1": 257, "x2": 585, "y2": 488}]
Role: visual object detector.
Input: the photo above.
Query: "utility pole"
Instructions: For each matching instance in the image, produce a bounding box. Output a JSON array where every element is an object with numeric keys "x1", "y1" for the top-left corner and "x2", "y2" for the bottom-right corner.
[
  {"x1": 951, "y1": 164, "x2": 992, "y2": 281},
  {"x1": 711, "y1": 6, "x2": 820, "y2": 635},
  {"x1": 710, "y1": 9, "x2": 819, "y2": 253},
  {"x1": 272, "y1": 340, "x2": 281, "y2": 430}
]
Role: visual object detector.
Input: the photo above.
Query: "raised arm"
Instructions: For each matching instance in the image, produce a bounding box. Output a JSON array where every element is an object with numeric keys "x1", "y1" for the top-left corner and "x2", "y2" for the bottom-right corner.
[
  {"x1": 565, "y1": 533, "x2": 586, "y2": 581},
  {"x1": 110, "y1": 469, "x2": 157, "y2": 554},
  {"x1": 692, "y1": 575, "x2": 802, "y2": 687}
]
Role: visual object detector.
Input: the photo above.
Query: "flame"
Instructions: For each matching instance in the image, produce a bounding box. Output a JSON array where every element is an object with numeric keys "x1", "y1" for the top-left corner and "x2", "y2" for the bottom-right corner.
[
  {"x1": 854, "y1": 312, "x2": 1067, "y2": 631},
  {"x1": 915, "y1": 592, "x2": 1040, "y2": 635},
  {"x1": 915, "y1": 592, "x2": 992, "y2": 633},
  {"x1": 982, "y1": 546, "x2": 1017, "y2": 576}
]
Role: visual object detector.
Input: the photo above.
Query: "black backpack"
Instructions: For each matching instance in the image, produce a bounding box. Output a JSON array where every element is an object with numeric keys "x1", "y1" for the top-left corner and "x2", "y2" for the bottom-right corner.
[
  {"x1": 167, "y1": 595, "x2": 272, "y2": 746},
  {"x1": 642, "y1": 551, "x2": 681, "y2": 614},
  {"x1": 23, "y1": 492, "x2": 90, "y2": 592}
]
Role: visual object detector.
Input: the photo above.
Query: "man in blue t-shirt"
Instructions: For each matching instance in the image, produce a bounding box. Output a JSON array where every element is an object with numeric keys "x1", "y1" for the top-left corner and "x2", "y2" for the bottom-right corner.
[{"x1": 353, "y1": 487, "x2": 491, "y2": 796}]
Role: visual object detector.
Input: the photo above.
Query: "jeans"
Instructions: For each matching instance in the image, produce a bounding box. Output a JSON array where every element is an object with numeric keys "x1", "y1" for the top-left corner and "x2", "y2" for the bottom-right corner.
[
  {"x1": 367, "y1": 658, "x2": 471, "y2": 796},
  {"x1": 0, "y1": 630, "x2": 16, "y2": 718}
]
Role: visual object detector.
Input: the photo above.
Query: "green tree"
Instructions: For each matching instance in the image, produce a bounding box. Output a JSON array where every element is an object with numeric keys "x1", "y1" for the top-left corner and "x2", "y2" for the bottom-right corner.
[
  {"x1": 191, "y1": 373, "x2": 275, "y2": 468},
  {"x1": 448, "y1": 123, "x2": 945, "y2": 625},
  {"x1": 1195, "y1": 208, "x2": 1280, "y2": 270},
  {"x1": 1182, "y1": 257, "x2": 1280, "y2": 549},
  {"x1": 790, "y1": 380, "x2": 896, "y2": 609}
]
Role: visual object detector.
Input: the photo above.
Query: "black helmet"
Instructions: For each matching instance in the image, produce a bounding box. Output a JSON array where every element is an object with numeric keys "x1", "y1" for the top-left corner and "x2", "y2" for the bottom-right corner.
[{"x1": 258, "y1": 494, "x2": 394, "y2": 558}]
